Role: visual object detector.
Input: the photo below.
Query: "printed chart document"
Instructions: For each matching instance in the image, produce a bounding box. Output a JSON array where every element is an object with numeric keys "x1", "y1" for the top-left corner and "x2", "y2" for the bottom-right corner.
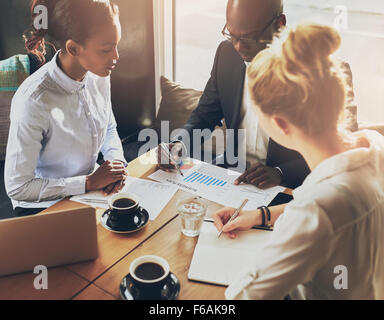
[
  {"x1": 188, "y1": 222, "x2": 272, "y2": 286},
  {"x1": 149, "y1": 160, "x2": 284, "y2": 210},
  {"x1": 70, "y1": 176, "x2": 178, "y2": 220}
]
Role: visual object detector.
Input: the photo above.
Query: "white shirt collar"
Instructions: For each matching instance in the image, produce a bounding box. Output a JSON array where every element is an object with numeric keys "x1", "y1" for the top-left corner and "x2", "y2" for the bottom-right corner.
[{"x1": 48, "y1": 50, "x2": 88, "y2": 94}]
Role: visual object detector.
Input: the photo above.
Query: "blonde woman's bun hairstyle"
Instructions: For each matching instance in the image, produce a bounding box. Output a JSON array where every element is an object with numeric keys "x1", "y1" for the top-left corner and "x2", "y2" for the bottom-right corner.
[{"x1": 247, "y1": 22, "x2": 347, "y2": 136}]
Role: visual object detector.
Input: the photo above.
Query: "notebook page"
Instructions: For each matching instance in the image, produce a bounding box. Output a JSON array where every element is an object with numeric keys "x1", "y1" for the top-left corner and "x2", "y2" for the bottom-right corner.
[{"x1": 188, "y1": 221, "x2": 272, "y2": 286}]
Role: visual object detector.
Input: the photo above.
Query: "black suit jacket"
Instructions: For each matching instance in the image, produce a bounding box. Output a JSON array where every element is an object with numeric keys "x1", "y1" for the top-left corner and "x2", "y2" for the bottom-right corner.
[{"x1": 174, "y1": 40, "x2": 311, "y2": 188}]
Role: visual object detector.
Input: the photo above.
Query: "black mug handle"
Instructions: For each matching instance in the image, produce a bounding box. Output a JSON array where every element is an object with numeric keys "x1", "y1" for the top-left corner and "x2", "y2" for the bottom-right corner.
[
  {"x1": 104, "y1": 208, "x2": 114, "y2": 226},
  {"x1": 133, "y1": 208, "x2": 143, "y2": 227}
]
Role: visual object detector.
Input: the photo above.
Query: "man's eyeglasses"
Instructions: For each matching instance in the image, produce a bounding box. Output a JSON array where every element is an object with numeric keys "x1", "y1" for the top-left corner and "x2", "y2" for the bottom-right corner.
[{"x1": 222, "y1": 15, "x2": 279, "y2": 46}]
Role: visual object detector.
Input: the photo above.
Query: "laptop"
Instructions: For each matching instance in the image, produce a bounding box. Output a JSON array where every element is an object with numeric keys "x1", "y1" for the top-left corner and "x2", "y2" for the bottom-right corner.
[{"x1": 0, "y1": 206, "x2": 99, "y2": 277}]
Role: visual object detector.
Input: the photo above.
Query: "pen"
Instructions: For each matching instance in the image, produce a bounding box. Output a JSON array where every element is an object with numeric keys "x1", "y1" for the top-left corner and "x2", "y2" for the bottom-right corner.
[
  {"x1": 160, "y1": 143, "x2": 184, "y2": 177},
  {"x1": 218, "y1": 198, "x2": 248, "y2": 239},
  {"x1": 81, "y1": 198, "x2": 108, "y2": 204}
]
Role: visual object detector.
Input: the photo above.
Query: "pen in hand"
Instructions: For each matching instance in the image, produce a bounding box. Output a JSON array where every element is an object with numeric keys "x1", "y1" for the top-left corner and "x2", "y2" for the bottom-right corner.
[
  {"x1": 218, "y1": 199, "x2": 249, "y2": 239},
  {"x1": 160, "y1": 143, "x2": 184, "y2": 177}
]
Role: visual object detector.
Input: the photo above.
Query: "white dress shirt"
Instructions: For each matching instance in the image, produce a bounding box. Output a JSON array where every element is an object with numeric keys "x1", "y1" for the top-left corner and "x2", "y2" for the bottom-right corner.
[
  {"x1": 238, "y1": 63, "x2": 269, "y2": 166},
  {"x1": 5, "y1": 51, "x2": 126, "y2": 209},
  {"x1": 225, "y1": 130, "x2": 384, "y2": 300}
]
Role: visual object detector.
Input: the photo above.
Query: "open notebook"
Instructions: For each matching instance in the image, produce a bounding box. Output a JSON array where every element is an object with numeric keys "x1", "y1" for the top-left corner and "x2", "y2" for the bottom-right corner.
[{"x1": 188, "y1": 221, "x2": 272, "y2": 286}]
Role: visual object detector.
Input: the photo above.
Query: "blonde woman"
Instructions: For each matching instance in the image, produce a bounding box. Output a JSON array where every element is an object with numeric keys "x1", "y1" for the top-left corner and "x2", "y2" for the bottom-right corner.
[{"x1": 213, "y1": 23, "x2": 384, "y2": 299}]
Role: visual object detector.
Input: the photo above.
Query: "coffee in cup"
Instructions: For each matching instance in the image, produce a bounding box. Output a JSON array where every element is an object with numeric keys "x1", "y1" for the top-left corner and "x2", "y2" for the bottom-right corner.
[
  {"x1": 107, "y1": 192, "x2": 141, "y2": 228},
  {"x1": 130, "y1": 255, "x2": 170, "y2": 289},
  {"x1": 134, "y1": 261, "x2": 166, "y2": 281},
  {"x1": 112, "y1": 197, "x2": 137, "y2": 209}
]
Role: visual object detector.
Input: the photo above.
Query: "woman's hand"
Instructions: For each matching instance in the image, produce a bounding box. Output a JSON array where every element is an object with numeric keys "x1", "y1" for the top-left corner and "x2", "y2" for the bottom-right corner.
[
  {"x1": 86, "y1": 160, "x2": 127, "y2": 192},
  {"x1": 102, "y1": 177, "x2": 126, "y2": 195},
  {"x1": 212, "y1": 207, "x2": 261, "y2": 239}
]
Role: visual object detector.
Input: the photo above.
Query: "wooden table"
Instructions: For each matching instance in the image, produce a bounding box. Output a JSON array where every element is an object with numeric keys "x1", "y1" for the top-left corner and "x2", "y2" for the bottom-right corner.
[
  {"x1": 0, "y1": 150, "x2": 287, "y2": 300},
  {"x1": 0, "y1": 266, "x2": 89, "y2": 300},
  {"x1": 93, "y1": 216, "x2": 226, "y2": 300}
]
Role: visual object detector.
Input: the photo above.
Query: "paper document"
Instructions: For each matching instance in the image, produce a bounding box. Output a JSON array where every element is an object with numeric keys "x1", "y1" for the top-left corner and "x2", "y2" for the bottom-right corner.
[
  {"x1": 70, "y1": 176, "x2": 178, "y2": 220},
  {"x1": 149, "y1": 160, "x2": 284, "y2": 210},
  {"x1": 188, "y1": 221, "x2": 272, "y2": 286}
]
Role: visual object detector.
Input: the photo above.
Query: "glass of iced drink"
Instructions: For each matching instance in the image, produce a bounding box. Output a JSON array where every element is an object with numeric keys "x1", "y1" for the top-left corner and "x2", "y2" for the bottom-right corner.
[{"x1": 177, "y1": 196, "x2": 207, "y2": 237}]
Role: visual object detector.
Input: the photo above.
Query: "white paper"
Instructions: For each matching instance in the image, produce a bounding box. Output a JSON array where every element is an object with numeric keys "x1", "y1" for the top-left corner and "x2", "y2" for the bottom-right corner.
[
  {"x1": 188, "y1": 222, "x2": 272, "y2": 286},
  {"x1": 149, "y1": 161, "x2": 284, "y2": 210},
  {"x1": 70, "y1": 176, "x2": 178, "y2": 220}
]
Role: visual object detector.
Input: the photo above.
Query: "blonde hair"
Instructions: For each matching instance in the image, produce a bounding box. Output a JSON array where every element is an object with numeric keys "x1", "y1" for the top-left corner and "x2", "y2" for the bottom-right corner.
[{"x1": 247, "y1": 23, "x2": 347, "y2": 136}]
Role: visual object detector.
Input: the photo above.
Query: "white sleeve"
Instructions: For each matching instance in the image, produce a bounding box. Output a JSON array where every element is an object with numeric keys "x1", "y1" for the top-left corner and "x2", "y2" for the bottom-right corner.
[
  {"x1": 225, "y1": 201, "x2": 334, "y2": 300},
  {"x1": 100, "y1": 108, "x2": 126, "y2": 164},
  {"x1": 99, "y1": 77, "x2": 126, "y2": 164},
  {"x1": 5, "y1": 99, "x2": 86, "y2": 202}
]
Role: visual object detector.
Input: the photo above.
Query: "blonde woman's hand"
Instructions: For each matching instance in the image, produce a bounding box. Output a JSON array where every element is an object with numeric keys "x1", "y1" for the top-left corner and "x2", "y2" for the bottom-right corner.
[{"x1": 212, "y1": 207, "x2": 261, "y2": 239}]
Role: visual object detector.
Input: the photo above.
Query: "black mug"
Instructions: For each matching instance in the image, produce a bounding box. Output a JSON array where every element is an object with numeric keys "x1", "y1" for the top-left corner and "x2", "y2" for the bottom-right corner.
[
  {"x1": 129, "y1": 255, "x2": 170, "y2": 299},
  {"x1": 107, "y1": 192, "x2": 141, "y2": 228}
]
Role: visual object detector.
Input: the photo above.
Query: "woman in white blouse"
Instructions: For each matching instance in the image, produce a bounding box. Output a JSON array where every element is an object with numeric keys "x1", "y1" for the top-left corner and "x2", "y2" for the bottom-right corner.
[
  {"x1": 213, "y1": 23, "x2": 384, "y2": 299},
  {"x1": 5, "y1": 0, "x2": 127, "y2": 216}
]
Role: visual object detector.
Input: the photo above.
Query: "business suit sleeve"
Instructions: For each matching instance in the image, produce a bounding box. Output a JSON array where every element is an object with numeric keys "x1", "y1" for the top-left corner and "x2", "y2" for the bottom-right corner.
[
  {"x1": 278, "y1": 158, "x2": 311, "y2": 189},
  {"x1": 267, "y1": 139, "x2": 310, "y2": 189},
  {"x1": 172, "y1": 43, "x2": 225, "y2": 152}
]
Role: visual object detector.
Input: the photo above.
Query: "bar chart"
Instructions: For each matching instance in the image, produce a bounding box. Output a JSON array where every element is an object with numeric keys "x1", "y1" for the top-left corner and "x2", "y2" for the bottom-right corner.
[
  {"x1": 183, "y1": 171, "x2": 228, "y2": 187},
  {"x1": 149, "y1": 160, "x2": 284, "y2": 210}
]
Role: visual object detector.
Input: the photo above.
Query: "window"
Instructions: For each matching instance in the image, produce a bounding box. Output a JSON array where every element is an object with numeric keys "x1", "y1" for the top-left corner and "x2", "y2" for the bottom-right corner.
[
  {"x1": 174, "y1": 0, "x2": 384, "y2": 123},
  {"x1": 175, "y1": 1, "x2": 226, "y2": 90}
]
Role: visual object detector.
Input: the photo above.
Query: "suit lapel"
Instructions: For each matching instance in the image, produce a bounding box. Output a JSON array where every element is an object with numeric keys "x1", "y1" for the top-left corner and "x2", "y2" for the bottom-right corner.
[{"x1": 229, "y1": 62, "x2": 246, "y2": 129}]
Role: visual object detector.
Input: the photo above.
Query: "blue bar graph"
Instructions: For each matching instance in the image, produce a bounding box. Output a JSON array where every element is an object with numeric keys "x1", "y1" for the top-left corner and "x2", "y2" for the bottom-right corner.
[
  {"x1": 183, "y1": 171, "x2": 227, "y2": 187},
  {"x1": 184, "y1": 172, "x2": 198, "y2": 182},
  {"x1": 191, "y1": 173, "x2": 202, "y2": 183},
  {"x1": 206, "y1": 178, "x2": 216, "y2": 186},
  {"x1": 196, "y1": 174, "x2": 206, "y2": 182}
]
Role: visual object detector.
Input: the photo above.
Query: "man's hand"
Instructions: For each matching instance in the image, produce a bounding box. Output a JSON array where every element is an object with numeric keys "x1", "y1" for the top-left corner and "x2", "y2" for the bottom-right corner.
[
  {"x1": 234, "y1": 163, "x2": 282, "y2": 189},
  {"x1": 156, "y1": 142, "x2": 184, "y2": 172}
]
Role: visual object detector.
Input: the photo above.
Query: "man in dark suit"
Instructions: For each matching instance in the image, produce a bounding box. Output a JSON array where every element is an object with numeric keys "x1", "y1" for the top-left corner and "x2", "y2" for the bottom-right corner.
[
  {"x1": 158, "y1": 0, "x2": 311, "y2": 189},
  {"x1": 158, "y1": 0, "x2": 310, "y2": 189},
  {"x1": 161, "y1": 0, "x2": 364, "y2": 190}
]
